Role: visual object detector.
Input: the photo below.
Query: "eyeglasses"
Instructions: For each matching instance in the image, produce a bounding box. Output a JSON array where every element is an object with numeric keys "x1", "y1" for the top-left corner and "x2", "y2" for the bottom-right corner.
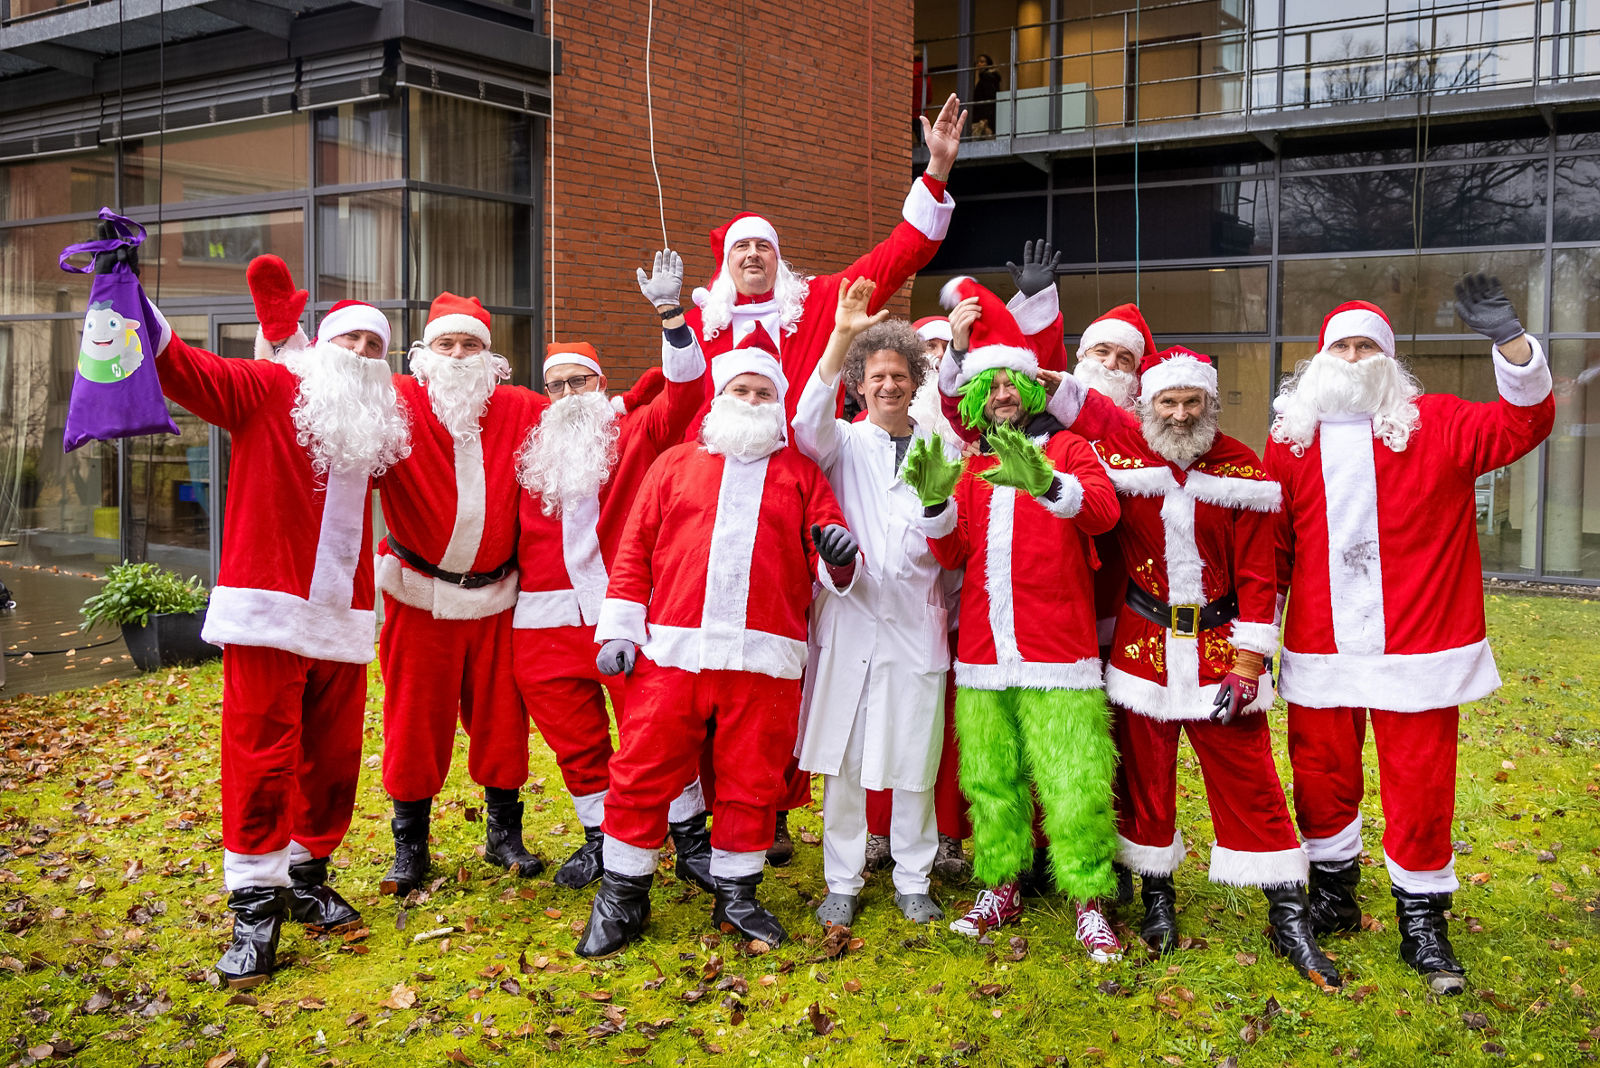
[{"x1": 545, "y1": 373, "x2": 598, "y2": 396}]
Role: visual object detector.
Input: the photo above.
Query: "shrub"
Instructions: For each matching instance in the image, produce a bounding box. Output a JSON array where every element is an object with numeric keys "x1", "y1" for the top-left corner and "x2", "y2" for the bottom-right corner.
[{"x1": 80, "y1": 561, "x2": 210, "y2": 630}]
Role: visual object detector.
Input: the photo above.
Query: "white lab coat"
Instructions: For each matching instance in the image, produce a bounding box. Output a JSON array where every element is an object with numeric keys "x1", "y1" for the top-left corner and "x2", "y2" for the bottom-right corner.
[{"x1": 792, "y1": 367, "x2": 956, "y2": 792}]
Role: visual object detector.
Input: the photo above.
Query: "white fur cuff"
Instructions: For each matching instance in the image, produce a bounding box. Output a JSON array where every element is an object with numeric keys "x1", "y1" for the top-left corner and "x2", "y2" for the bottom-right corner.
[
  {"x1": 1038, "y1": 472, "x2": 1084, "y2": 518},
  {"x1": 662, "y1": 334, "x2": 705, "y2": 384},
  {"x1": 1117, "y1": 831, "x2": 1186, "y2": 876},
  {"x1": 1230, "y1": 619, "x2": 1281, "y2": 657},
  {"x1": 1007, "y1": 286, "x2": 1060, "y2": 337},
  {"x1": 1208, "y1": 844, "x2": 1310, "y2": 888},
  {"x1": 903, "y1": 176, "x2": 955, "y2": 241},
  {"x1": 1492, "y1": 334, "x2": 1552, "y2": 407},
  {"x1": 916, "y1": 499, "x2": 959, "y2": 539},
  {"x1": 595, "y1": 598, "x2": 648, "y2": 646}
]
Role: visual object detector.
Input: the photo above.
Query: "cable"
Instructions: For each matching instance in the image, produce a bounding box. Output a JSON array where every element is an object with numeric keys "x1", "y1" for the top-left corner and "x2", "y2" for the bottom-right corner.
[
  {"x1": 1131, "y1": 0, "x2": 1142, "y2": 305},
  {"x1": 5, "y1": 635, "x2": 122, "y2": 659},
  {"x1": 643, "y1": 0, "x2": 669, "y2": 249},
  {"x1": 548, "y1": 0, "x2": 557, "y2": 344}
]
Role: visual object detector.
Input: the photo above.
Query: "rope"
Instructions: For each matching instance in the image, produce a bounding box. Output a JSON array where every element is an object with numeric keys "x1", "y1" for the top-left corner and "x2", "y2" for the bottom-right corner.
[
  {"x1": 1131, "y1": 0, "x2": 1142, "y2": 305},
  {"x1": 1407, "y1": 0, "x2": 1437, "y2": 343},
  {"x1": 4, "y1": 636, "x2": 121, "y2": 660},
  {"x1": 1088, "y1": 0, "x2": 1100, "y2": 308},
  {"x1": 643, "y1": 0, "x2": 668, "y2": 248},
  {"x1": 548, "y1": 0, "x2": 557, "y2": 344}
]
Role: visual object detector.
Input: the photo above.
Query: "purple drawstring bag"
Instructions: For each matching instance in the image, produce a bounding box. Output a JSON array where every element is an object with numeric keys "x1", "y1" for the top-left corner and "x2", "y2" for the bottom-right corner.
[{"x1": 59, "y1": 208, "x2": 179, "y2": 452}]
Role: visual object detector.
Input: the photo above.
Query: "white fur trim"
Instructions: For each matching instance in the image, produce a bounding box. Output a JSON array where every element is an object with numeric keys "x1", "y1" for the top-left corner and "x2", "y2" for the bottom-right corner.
[
  {"x1": 954, "y1": 657, "x2": 1104, "y2": 692},
  {"x1": 317, "y1": 303, "x2": 390, "y2": 349},
  {"x1": 711, "y1": 350, "x2": 788, "y2": 408},
  {"x1": 983, "y1": 488, "x2": 1021, "y2": 667},
  {"x1": 710, "y1": 848, "x2": 767, "y2": 878},
  {"x1": 596, "y1": 598, "x2": 648, "y2": 646},
  {"x1": 1183, "y1": 471, "x2": 1282, "y2": 512},
  {"x1": 662, "y1": 333, "x2": 705, "y2": 384},
  {"x1": 1230, "y1": 619, "x2": 1281, "y2": 657},
  {"x1": 1319, "y1": 419, "x2": 1385, "y2": 656},
  {"x1": 723, "y1": 215, "x2": 780, "y2": 261},
  {"x1": 903, "y1": 177, "x2": 955, "y2": 242},
  {"x1": 1106, "y1": 666, "x2": 1274, "y2": 722},
  {"x1": 256, "y1": 326, "x2": 310, "y2": 363},
  {"x1": 1037, "y1": 471, "x2": 1084, "y2": 518},
  {"x1": 1208, "y1": 844, "x2": 1310, "y2": 888},
  {"x1": 938, "y1": 276, "x2": 973, "y2": 311},
  {"x1": 1105, "y1": 464, "x2": 1176, "y2": 497},
  {"x1": 1046, "y1": 374, "x2": 1087, "y2": 428},
  {"x1": 611, "y1": 395, "x2": 629, "y2": 414},
  {"x1": 1301, "y1": 814, "x2": 1362, "y2": 864},
  {"x1": 667, "y1": 779, "x2": 707, "y2": 823},
  {"x1": 423, "y1": 311, "x2": 490, "y2": 347},
  {"x1": 698, "y1": 452, "x2": 765, "y2": 651},
  {"x1": 1279, "y1": 638, "x2": 1502, "y2": 712},
  {"x1": 439, "y1": 435, "x2": 487, "y2": 573},
  {"x1": 373, "y1": 552, "x2": 520, "y2": 621},
  {"x1": 223, "y1": 846, "x2": 292, "y2": 891},
  {"x1": 1385, "y1": 849, "x2": 1459, "y2": 895},
  {"x1": 513, "y1": 588, "x2": 586, "y2": 630},
  {"x1": 1007, "y1": 286, "x2": 1060, "y2": 337},
  {"x1": 1320, "y1": 308, "x2": 1394, "y2": 359},
  {"x1": 954, "y1": 344, "x2": 1040, "y2": 389},
  {"x1": 917, "y1": 498, "x2": 959, "y2": 538},
  {"x1": 602, "y1": 836, "x2": 659, "y2": 877},
  {"x1": 915, "y1": 318, "x2": 952, "y2": 343},
  {"x1": 1117, "y1": 830, "x2": 1186, "y2": 876},
  {"x1": 306, "y1": 468, "x2": 369, "y2": 610},
  {"x1": 571, "y1": 789, "x2": 607, "y2": 829},
  {"x1": 544, "y1": 351, "x2": 602, "y2": 377},
  {"x1": 1078, "y1": 319, "x2": 1145, "y2": 359},
  {"x1": 288, "y1": 840, "x2": 317, "y2": 865},
  {"x1": 204, "y1": 586, "x2": 376, "y2": 664},
  {"x1": 563, "y1": 493, "x2": 608, "y2": 625},
  {"x1": 1138, "y1": 354, "x2": 1219, "y2": 404},
  {"x1": 643, "y1": 622, "x2": 808, "y2": 679},
  {"x1": 1492, "y1": 334, "x2": 1552, "y2": 407}
]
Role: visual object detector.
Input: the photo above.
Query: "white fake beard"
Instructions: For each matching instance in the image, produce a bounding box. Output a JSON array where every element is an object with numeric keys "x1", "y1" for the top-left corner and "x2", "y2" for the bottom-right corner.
[
  {"x1": 284, "y1": 341, "x2": 411, "y2": 477},
  {"x1": 696, "y1": 259, "x2": 808, "y2": 341},
  {"x1": 1270, "y1": 351, "x2": 1422, "y2": 456},
  {"x1": 700, "y1": 393, "x2": 786, "y2": 462},
  {"x1": 1140, "y1": 403, "x2": 1220, "y2": 466},
  {"x1": 516, "y1": 391, "x2": 621, "y2": 516},
  {"x1": 409, "y1": 346, "x2": 511, "y2": 441},
  {"x1": 1073, "y1": 358, "x2": 1139, "y2": 411}
]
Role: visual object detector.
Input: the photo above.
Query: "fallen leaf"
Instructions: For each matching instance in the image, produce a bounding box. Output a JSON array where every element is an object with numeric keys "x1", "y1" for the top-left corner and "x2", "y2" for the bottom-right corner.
[
  {"x1": 205, "y1": 1052, "x2": 237, "y2": 1068},
  {"x1": 381, "y1": 982, "x2": 418, "y2": 1010},
  {"x1": 1234, "y1": 952, "x2": 1257, "y2": 966},
  {"x1": 445, "y1": 1050, "x2": 474, "y2": 1065},
  {"x1": 1462, "y1": 1012, "x2": 1490, "y2": 1030},
  {"x1": 807, "y1": 1001, "x2": 835, "y2": 1036},
  {"x1": 843, "y1": 979, "x2": 862, "y2": 993}
]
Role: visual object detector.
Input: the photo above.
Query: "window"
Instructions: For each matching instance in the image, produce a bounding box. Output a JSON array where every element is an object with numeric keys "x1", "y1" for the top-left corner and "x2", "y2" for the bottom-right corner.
[{"x1": 121, "y1": 114, "x2": 308, "y2": 207}]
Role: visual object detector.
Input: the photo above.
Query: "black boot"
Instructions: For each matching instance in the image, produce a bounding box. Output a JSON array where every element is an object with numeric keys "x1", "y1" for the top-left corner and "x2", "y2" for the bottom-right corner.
[
  {"x1": 711, "y1": 872, "x2": 787, "y2": 946},
  {"x1": 766, "y1": 811, "x2": 794, "y2": 867},
  {"x1": 1138, "y1": 875, "x2": 1180, "y2": 956},
  {"x1": 287, "y1": 856, "x2": 362, "y2": 933},
  {"x1": 1394, "y1": 889, "x2": 1467, "y2": 995},
  {"x1": 484, "y1": 787, "x2": 547, "y2": 877},
  {"x1": 380, "y1": 798, "x2": 432, "y2": 896},
  {"x1": 1018, "y1": 847, "x2": 1053, "y2": 896},
  {"x1": 1307, "y1": 858, "x2": 1363, "y2": 935},
  {"x1": 669, "y1": 811, "x2": 716, "y2": 893},
  {"x1": 1114, "y1": 862, "x2": 1136, "y2": 908},
  {"x1": 576, "y1": 870, "x2": 653, "y2": 958},
  {"x1": 553, "y1": 825, "x2": 605, "y2": 890},
  {"x1": 1264, "y1": 884, "x2": 1343, "y2": 988},
  {"x1": 216, "y1": 887, "x2": 290, "y2": 989}
]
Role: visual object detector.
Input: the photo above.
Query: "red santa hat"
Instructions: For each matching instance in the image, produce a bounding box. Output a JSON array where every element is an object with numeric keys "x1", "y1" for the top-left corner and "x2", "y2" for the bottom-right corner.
[
  {"x1": 1137, "y1": 344, "x2": 1219, "y2": 404},
  {"x1": 705, "y1": 211, "x2": 781, "y2": 286},
  {"x1": 1318, "y1": 300, "x2": 1395, "y2": 359},
  {"x1": 912, "y1": 315, "x2": 952, "y2": 344},
  {"x1": 316, "y1": 300, "x2": 391, "y2": 350},
  {"x1": 611, "y1": 365, "x2": 666, "y2": 415},
  {"x1": 938, "y1": 276, "x2": 1038, "y2": 389},
  {"x1": 1077, "y1": 303, "x2": 1154, "y2": 363},
  {"x1": 544, "y1": 341, "x2": 603, "y2": 378},
  {"x1": 710, "y1": 322, "x2": 789, "y2": 407},
  {"x1": 422, "y1": 292, "x2": 492, "y2": 348}
]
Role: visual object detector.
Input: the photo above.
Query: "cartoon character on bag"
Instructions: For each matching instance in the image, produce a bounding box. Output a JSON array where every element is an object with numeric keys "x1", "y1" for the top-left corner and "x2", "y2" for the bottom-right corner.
[{"x1": 76, "y1": 300, "x2": 146, "y2": 384}]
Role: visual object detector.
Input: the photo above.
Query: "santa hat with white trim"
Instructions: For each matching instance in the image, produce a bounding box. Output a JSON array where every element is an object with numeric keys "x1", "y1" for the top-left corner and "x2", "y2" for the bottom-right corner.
[
  {"x1": 544, "y1": 341, "x2": 604, "y2": 379},
  {"x1": 422, "y1": 292, "x2": 492, "y2": 349},
  {"x1": 1077, "y1": 303, "x2": 1154, "y2": 363},
  {"x1": 1137, "y1": 344, "x2": 1219, "y2": 404},
  {"x1": 938, "y1": 276, "x2": 1038, "y2": 389},
  {"x1": 710, "y1": 322, "x2": 789, "y2": 408},
  {"x1": 1317, "y1": 300, "x2": 1395, "y2": 359},
  {"x1": 317, "y1": 300, "x2": 391, "y2": 350},
  {"x1": 695, "y1": 211, "x2": 782, "y2": 291},
  {"x1": 912, "y1": 315, "x2": 952, "y2": 344}
]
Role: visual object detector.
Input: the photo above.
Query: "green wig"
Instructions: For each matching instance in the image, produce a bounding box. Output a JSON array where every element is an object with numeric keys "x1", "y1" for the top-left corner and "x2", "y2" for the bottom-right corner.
[{"x1": 956, "y1": 366, "x2": 1049, "y2": 432}]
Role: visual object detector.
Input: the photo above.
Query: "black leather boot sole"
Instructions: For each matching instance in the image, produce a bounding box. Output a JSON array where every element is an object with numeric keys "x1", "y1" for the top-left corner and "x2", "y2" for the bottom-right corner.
[{"x1": 1394, "y1": 888, "x2": 1467, "y2": 995}]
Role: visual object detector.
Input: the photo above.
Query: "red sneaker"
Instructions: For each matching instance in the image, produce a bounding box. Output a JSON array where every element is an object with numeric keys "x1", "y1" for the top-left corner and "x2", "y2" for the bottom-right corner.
[
  {"x1": 1075, "y1": 900, "x2": 1123, "y2": 962},
  {"x1": 949, "y1": 881, "x2": 1022, "y2": 937}
]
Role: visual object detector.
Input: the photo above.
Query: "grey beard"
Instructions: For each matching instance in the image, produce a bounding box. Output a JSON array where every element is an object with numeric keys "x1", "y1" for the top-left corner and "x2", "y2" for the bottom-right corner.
[{"x1": 1141, "y1": 406, "x2": 1219, "y2": 466}]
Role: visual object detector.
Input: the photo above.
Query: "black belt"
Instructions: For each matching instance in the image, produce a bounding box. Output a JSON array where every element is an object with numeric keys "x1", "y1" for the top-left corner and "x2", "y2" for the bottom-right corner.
[
  {"x1": 1125, "y1": 583, "x2": 1238, "y2": 638},
  {"x1": 385, "y1": 535, "x2": 516, "y2": 589}
]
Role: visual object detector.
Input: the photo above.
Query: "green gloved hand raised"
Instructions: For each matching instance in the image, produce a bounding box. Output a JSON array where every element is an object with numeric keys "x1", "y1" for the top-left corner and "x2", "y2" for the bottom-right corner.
[
  {"x1": 980, "y1": 423, "x2": 1055, "y2": 497},
  {"x1": 900, "y1": 435, "x2": 963, "y2": 507}
]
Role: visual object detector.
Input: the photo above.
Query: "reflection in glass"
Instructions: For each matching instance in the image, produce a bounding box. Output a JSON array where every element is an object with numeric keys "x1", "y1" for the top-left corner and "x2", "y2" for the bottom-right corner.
[
  {"x1": 317, "y1": 192, "x2": 403, "y2": 303},
  {"x1": 409, "y1": 91, "x2": 531, "y2": 196},
  {"x1": 1544, "y1": 340, "x2": 1600, "y2": 577},
  {"x1": 1278, "y1": 251, "x2": 1546, "y2": 337},
  {"x1": 0, "y1": 149, "x2": 115, "y2": 222},
  {"x1": 122, "y1": 114, "x2": 308, "y2": 206},
  {"x1": 1554, "y1": 155, "x2": 1600, "y2": 241},
  {"x1": 1052, "y1": 179, "x2": 1271, "y2": 260},
  {"x1": 315, "y1": 100, "x2": 403, "y2": 187},
  {"x1": 409, "y1": 194, "x2": 529, "y2": 308},
  {"x1": 1057, "y1": 266, "x2": 1268, "y2": 336},
  {"x1": 0, "y1": 220, "x2": 101, "y2": 316},
  {"x1": 130, "y1": 315, "x2": 212, "y2": 580},
  {"x1": 144, "y1": 211, "x2": 305, "y2": 301},
  {"x1": 1195, "y1": 341, "x2": 1272, "y2": 454}
]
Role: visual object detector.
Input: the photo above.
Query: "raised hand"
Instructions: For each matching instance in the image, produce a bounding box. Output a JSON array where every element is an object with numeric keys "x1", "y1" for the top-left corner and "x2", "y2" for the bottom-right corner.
[
  {"x1": 980, "y1": 423, "x2": 1054, "y2": 497},
  {"x1": 1006, "y1": 239, "x2": 1062, "y2": 299},
  {"x1": 245, "y1": 255, "x2": 308, "y2": 344},
  {"x1": 595, "y1": 638, "x2": 638, "y2": 677},
  {"x1": 834, "y1": 276, "x2": 890, "y2": 336},
  {"x1": 920, "y1": 93, "x2": 969, "y2": 179},
  {"x1": 810, "y1": 523, "x2": 859, "y2": 567},
  {"x1": 948, "y1": 296, "x2": 981, "y2": 352},
  {"x1": 1454, "y1": 272, "x2": 1525, "y2": 346},
  {"x1": 900, "y1": 435, "x2": 964, "y2": 507},
  {"x1": 636, "y1": 249, "x2": 684, "y2": 310}
]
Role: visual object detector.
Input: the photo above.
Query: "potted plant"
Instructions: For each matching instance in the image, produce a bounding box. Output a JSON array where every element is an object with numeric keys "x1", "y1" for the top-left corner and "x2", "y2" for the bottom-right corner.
[{"x1": 81, "y1": 561, "x2": 221, "y2": 672}]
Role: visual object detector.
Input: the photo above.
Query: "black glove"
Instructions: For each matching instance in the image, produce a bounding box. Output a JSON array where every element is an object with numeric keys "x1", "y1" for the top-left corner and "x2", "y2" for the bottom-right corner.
[
  {"x1": 595, "y1": 639, "x2": 637, "y2": 677},
  {"x1": 1005, "y1": 239, "x2": 1061, "y2": 299},
  {"x1": 1454, "y1": 272, "x2": 1524, "y2": 346},
  {"x1": 92, "y1": 220, "x2": 140, "y2": 277},
  {"x1": 810, "y1": 523, "x2": 858, "y2": 568}
]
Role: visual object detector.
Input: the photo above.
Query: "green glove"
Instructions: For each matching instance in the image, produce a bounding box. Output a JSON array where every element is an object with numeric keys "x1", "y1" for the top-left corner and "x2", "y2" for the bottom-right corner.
[
  {"x1": 900, "y1": 435, "x2": 963, "y2": 507},
  {"x1": 980, "y1": 423, "x2": 1055, "y2": 497}
]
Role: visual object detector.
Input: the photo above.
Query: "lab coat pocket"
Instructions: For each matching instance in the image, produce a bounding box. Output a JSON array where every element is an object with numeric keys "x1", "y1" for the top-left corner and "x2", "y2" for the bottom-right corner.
[{"x1": 922, "y1": 601, "x2": 951, "y2": 673}]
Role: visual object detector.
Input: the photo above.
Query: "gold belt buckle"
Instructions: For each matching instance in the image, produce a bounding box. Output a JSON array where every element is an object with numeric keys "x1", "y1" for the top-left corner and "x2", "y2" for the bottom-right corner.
[{"x1": 1170, "y1": 604, "x2": 1201, "y2": 638}]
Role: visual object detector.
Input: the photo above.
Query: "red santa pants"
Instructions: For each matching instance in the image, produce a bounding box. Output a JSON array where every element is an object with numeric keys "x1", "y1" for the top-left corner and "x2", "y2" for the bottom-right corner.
[
  {"x1": 865, "y1": 666, "x2": 971, "y2": 840},
  {"x1": 512, "y1": 623, "x2": 627, "y2": 825},
  {"x1": 1286, "y1": 703, "x2": 1459, "y2": 893},
  {"x1": 603, "y1": 657, "x2": 802, "y2": 855},
  {"x1": 379, "y1": 597, "x2": 528, "y2": 801},
  {"x1": 1115, "y1": 708, "x2": 1305, "y2": 887},
  {"x1": 220, "y1": 645, "x2": 365, "y2": 889}
]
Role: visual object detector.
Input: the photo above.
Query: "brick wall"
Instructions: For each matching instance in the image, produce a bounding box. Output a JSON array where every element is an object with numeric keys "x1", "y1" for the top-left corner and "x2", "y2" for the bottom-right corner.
[{"x1": 546, "y1": 2, "x2": 918, "y2": 387}]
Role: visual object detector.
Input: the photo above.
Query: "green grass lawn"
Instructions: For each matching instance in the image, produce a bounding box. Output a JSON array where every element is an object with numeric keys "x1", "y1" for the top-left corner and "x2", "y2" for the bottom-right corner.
[{"x1": 2, "y1": 595, "x2": 1598, "y2": 1067}]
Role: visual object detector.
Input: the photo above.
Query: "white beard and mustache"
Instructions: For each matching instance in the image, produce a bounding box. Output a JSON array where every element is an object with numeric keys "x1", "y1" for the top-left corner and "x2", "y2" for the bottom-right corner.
[
  {"x1": 1270, "y1": 351, "x2": 1422, "y2": 456},
  {"x1": 700, "y1": 393, "x2": 786, "y2": 462},
  {"x1": 283, "y1": 340, "x2": 411, "y2": 477},
  {"x1": 516, "y1": 391, "x2": 621, "y2": 516},
  {"x1": 1140, "y1": 402, "x2": 1220, "y2": 466},
  {"x1": 409, "y1": 346, "x2": 512, "y2": 441},
  {"x1": 1073, "y1": 358, "x2": 1139, "y2": 411}
]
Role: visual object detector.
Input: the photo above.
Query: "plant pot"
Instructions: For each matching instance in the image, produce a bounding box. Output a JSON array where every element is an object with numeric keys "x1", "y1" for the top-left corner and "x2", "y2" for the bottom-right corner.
[{"x1": 121, "y1": 608, "x2": 223, "y2": 673}]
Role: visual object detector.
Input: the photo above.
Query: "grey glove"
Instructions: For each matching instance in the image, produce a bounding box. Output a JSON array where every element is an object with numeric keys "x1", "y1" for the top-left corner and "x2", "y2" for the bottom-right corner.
[
  {"x1": 1454, "y1": 272, "x2": 1525, "y2": 346},
  {"x1": 596, "y1": 638, "x2": 638, "y2": 677},
  {"x1": 1005, "y1": 239, "x2": 1062, "y2": 299},
  {"x1": 810, "y1": 523, "x2": 858, "y2": 568},
  {"x1": 636, "y1": 249, "x2": 684, "y2": 309}
]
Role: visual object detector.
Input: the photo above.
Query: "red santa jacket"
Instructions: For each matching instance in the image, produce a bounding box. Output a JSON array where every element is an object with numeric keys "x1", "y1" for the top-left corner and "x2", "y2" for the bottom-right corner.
[
  {"x1": 685, "y1": 174, "x2": 955, "y2": 428},
  {"x1": 155, "y1": 333, "x2": 380, "y2": 664},
  {"x1": 1095, "y1": 429, "x2": 1281, "y2": 721},
  {"x1": 920, "y1": 424, "x2": 1120, "y2": 691},
  {"x1": 375, "y1": 378, "x2": 546, "y2": 620},
  {"x1": 596, "y1": 441, "x2": 852, "y2": 680},
  {"x1": 1266, "y1": 340, "x2": 1555, "y2": 712},
  {"x1": 514, "y1": 335, "x2": 705, "y2": 630}
]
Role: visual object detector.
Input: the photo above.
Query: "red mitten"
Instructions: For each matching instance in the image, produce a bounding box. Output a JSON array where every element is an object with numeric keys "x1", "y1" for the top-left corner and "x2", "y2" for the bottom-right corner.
[{"x1": 246, "y1": 254, "x2": 308, "y2": 343}]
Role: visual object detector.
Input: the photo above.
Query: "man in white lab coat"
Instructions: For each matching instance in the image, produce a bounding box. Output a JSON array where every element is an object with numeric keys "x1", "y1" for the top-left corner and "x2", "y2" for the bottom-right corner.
[{"x1": 793, "y1": 278, "x2": 956, "y2": 928}]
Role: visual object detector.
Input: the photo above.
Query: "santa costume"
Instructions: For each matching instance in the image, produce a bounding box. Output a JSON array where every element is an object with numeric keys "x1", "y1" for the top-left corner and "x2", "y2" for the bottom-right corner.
[
  {"x1": 1265, "y1": 289, "x2": 1553, "y2": 993},
  {"x1": 575, "y1": 333, "x2": 858, "y2": 958},
  {"x1": 1086, "y1": 346, "x2": 1339, "y2": 986},
  {"x1": 150, "y1": 255, "x2": 410, "y2": 987},
  {"x1": 374, "y1": 293, "x2": 548, "y2": 894},
  {"x1": 511, "y1": 318, "x2": 708, "y2": 892},
  {"x1": 911, "y1": 279, "x2": 1124, "y2": 961}
]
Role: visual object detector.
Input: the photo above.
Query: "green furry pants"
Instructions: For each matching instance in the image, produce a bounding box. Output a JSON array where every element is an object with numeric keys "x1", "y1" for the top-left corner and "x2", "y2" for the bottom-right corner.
[{"x1": 954, "y1": 685, "x2": 1118, "y2": 900}]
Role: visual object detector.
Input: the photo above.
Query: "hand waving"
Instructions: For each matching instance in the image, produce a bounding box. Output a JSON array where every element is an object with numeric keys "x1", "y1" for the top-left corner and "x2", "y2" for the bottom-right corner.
[
  {"x1": 900, "y1": 435, "x2": 964, "y2": 507},
  {"x1": 834, "y1": 276, "x2": 890, "y2": 337},
  {"x1": 979, "y1": 423, "x2": 1055, "y2": 497},
  {"x1": 1006, "y1": 240, "x2": 1062, "y2": 299},
  {"x1": 1454, "y1": 272, "x2": 1525, "y2": 346},
  {"x1": 636, "y1": 249, "x2": 684, "y2": 310}
]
